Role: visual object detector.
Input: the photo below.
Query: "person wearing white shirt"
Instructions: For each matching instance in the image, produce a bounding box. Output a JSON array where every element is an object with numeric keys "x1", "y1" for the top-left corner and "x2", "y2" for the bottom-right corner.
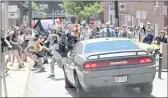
[{"x1": 47, "y1": 34, "x2": 62, "y2": 78}]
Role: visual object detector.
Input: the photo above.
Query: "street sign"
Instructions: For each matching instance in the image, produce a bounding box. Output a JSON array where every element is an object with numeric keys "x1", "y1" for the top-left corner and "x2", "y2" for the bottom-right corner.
[
  {"x1": 163, "y1": 5, "x2": 167, "y2": 16},
  {"x1": 110, "y1": 10, "x2": 115, "y2": 15},
  {"x1": 8, "y1": 5, "x2": 18, "y2": 13}
]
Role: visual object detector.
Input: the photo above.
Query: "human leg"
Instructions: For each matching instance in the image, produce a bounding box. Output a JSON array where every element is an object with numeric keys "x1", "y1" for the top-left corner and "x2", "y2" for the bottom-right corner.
[{"x1": 47, "y1": 57, "x2": 56, "y2": 78}]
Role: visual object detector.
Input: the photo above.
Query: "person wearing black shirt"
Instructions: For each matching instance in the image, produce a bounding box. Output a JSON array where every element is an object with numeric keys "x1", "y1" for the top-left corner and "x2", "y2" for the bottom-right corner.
[
  {"x1": 154, "y1": 31, "x2": 167, "y2": 44},
  {"x1": 1, "y1": 29, "x2": 12, "y2": 75}
]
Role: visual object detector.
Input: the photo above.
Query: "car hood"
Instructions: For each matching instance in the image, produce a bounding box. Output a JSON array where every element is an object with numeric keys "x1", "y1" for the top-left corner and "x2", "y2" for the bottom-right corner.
[{"x1": 132, "y1": 38, "x2": 160, "y2": 50}]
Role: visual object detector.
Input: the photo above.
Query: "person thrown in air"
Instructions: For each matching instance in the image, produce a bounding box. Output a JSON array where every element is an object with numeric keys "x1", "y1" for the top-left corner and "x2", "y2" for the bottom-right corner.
[{"x1": 141, "y1": 29, "x2": 154, "y2": 45}]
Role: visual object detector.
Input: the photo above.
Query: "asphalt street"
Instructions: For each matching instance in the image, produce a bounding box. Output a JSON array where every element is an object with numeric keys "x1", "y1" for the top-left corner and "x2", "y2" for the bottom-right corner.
[{"x1": 24, "y1": 61, "x2": 167, "y2": 97}]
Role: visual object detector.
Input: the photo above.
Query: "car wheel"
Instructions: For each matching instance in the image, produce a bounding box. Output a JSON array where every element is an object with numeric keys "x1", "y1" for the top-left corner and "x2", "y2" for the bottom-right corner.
[
  {"x1": 63, "y1": 67, "x2": 73, "y2": 88},
  {"x1": 139, "y1": 83, "x2": 153, "y2": 95},
  {"x1": 74, "y1": 74, "x2": 85, "y2": 97}
]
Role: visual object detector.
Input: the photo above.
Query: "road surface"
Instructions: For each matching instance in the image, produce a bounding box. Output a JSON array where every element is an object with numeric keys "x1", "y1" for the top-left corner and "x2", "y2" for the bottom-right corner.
[{"x1": 24, "y1": 62, "x2": 167, "y2": 97}]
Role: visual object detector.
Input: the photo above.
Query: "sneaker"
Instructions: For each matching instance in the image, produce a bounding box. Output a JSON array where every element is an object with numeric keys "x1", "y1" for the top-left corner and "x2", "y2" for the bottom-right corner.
[
  {"x1": 33, "y1": 65, "x2": 41, "y2": 68},
  {"x1": 47, "y1": 74, "x2": 55, "y2": 78},
  {"x1": 39, "y1": 68, "x2": 45, "y2": 72},
  {"x1": 5, "y1": 71, "x2": 9, "y2": 76},
  {"x1": 43, "y1": 60, "x2": 48, "y2": 64},
  {"x1": 33, "y1": 62, "x2": 38, "y2": 67},
  {"x1": 19, "y1": 65, "x2": 26, "y2": 69}
]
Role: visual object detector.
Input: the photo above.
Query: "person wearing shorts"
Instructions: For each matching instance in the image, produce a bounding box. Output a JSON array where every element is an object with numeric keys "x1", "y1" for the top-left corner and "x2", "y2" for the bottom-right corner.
[{"x1": 47, "y1": 34, "x2": 61, "y2": 78}]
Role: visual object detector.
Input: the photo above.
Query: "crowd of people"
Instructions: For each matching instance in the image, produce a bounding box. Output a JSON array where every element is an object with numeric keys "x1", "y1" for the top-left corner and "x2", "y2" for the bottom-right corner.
[{"x1": 0, "y1": 21, "x2": 167, "y2": 78}]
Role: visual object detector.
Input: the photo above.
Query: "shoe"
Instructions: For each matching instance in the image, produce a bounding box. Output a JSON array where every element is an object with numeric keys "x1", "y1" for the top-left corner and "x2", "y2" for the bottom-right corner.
[
  {"x1": 19, "y1": 65, "x2": 25, "y2": 69},
  {"x1": 43, "y1": 60, "x2": 48, "y2": 64},
  {"x1": 33, "y1": 65, "x2": 41, "y2": 68},
  {"x1": 5, "y1": 71, "x2": 9, "y2": 76},
  {"x1": 39, "y1": 68, "x2": 45, "y2": 72},
  {"x1": 33, "y1": 62, "x2": 38, "y2": 67},
  {"x1": 47, "y1": 74, "x2": 55, "y2": 78}
]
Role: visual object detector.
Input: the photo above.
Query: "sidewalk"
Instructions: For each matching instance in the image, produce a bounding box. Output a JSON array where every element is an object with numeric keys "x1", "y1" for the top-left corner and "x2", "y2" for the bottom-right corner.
[
  {"x1": 1, "y1": 59, "x2": 31, "y2": 97},
  {"x1": 152, "y1": 72, "x2": 167, "y2": 97}
]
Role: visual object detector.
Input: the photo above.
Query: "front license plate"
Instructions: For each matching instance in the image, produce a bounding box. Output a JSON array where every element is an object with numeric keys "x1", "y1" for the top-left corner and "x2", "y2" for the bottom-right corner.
[{"x1": 114, "y1": 76, "x2": 128, "y2": 83}]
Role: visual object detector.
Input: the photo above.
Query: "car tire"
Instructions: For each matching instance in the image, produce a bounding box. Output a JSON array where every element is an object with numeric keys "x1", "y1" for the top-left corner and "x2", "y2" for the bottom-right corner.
[
  {"x1": 74, "y1": 74, "x2": 85, "y2": 97},
  {"x1": 139, "y1": 83, "x2": 153, "y2": 95},
  {"x1": 63, "y1": 67, "x2": 73, "y2": 88}
]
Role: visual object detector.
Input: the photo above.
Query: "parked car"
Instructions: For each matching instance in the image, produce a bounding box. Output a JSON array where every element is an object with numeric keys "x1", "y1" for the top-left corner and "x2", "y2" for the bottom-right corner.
[{"x1": 62, "y1": 38, "x2": 156, "y2": 97}]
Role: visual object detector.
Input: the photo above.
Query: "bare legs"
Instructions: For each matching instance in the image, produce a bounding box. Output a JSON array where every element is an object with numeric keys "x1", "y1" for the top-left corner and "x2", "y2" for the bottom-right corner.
[
  {"x1": 50, "y1": 58, "x2": 56, "y2": 74},
  {"x1": 11, "y1": 50, "x2": 24, "y2": 68}
]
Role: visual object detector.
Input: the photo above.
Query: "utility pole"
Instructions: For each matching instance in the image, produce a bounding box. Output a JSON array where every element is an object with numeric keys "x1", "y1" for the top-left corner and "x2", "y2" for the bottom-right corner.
[
  {"x1": 0, "y1": 0, "x2": 2, "y2": 97},
  {"x1": 109, "y1": 1, "x2": 115, "y2": 25},
  {"x1": 28, "y1": 1, "x2": 32, "y2": 28},
  {"x1": 0, "y1": 1, "x2": 8, "y2": 97},
  {"x1": 115, "y1": 1, "x2": 119, "y2": 27},
  {"x1": 0, "y1": 0, "x2": 2, "y2": 30}
]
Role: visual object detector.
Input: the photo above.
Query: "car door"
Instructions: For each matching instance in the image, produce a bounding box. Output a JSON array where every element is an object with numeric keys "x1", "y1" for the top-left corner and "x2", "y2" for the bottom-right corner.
[
  {"x1": 68, "y1": 43, "x2": 84, "y2": 84},
  {"x1": 65, "y1": 43, "x2": 80, "y2": 84},
  {"x1": 63, "y1": 57, "x2": 72, "y2": 81}
]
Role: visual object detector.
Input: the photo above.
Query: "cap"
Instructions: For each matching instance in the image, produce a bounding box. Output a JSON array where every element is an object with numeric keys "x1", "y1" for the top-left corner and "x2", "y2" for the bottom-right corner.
[
  {"x1": 1, "y1": 29, "x2": 5, "y2": 31},
  {"x1": 160, "y1": 30, "x2": 164, "y2": 33},
  {"x1": 123, "y1": 24, "x2": 127, "y2": 27},
  {"x1": 115, "y1": 27, "x2": 119, "y2": 30},
  {"x1": 164, "y1": 27, "x2": 167, "y2": 30},
  {"x1": 147, "y1": 28, "x2": 151, "y2": 32},
  {"x1": 147, "y1": 22, "x2": 151, "y2": 24},
  {"x1": 106, "y1": 21, "x2": 110, "y2": 25}
]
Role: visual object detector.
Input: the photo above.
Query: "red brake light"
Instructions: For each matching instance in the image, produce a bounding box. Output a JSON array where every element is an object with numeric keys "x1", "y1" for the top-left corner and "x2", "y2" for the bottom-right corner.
[
  {"x1": 140, "y1": 58, "x2": 152, "y2": 64},
  {"x1": 84, "y1": 63, "x2": 97, "y2": 69}
]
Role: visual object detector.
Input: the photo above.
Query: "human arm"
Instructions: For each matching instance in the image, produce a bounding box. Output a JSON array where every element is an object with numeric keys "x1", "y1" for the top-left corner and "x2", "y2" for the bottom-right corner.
[
  {"x1": 4, "y1": 37, "x2": 12, "y2": 48},
  {"x1": 141, "y1": 34, "x2": 148, "y2": 43},
  {"x1": 9, "y1": 35, "x2": 18, "y2": 45},
  {"x1": 45, "y1": 35, "x2": 50, "y2": 44}
]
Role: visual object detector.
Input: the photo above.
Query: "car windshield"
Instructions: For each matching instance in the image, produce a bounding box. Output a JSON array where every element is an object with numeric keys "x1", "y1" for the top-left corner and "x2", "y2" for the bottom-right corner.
[{"x1": 84, "y1": 40, "x2": 139, "y2": 54}]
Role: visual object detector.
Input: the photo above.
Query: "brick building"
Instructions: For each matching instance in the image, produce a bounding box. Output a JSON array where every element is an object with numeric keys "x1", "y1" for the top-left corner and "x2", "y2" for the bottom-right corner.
[{"x1": 104, "y1": 1, "x2": 167, "y2": 32}]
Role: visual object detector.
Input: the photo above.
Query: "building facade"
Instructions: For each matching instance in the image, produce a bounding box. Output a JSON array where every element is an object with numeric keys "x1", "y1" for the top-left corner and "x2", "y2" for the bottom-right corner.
[
  {"x1": 0, "y1": 1, "x2": 26, "y2": 32},
  {"x1": 104, "y1": 1, "x2": 167, "y2": 32}
]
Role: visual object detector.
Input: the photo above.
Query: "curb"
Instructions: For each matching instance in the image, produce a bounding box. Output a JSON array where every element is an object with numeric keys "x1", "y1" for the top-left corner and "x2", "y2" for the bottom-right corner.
[
  {"x1": 21, "y1": 63, "x2": 31, "y2": 97},
  {"x1": 156, "y1": 69, "x2": 168, "y2": 72}
]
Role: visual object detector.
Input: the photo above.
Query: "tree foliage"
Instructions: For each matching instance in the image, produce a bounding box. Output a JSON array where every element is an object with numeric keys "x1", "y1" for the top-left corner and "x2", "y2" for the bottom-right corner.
[
  {"x1": 32, "y1": 1, "x2": 39, "y2": 13},
  {"x1": 59, "y1": 1, "x2": 103, "y2": 23},
  {"x1": 32, "y1": 1, "x2": 46, "y2": 18}
]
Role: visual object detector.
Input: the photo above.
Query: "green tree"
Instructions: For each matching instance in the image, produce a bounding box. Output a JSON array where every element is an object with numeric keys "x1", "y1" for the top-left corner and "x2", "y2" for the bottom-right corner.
[
  {"x1": 59, "y1": 1, "x2": 103, "y2": 24},
  {"x1": 32, "y1": 1, "x2": 46, "y2": 18}
]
